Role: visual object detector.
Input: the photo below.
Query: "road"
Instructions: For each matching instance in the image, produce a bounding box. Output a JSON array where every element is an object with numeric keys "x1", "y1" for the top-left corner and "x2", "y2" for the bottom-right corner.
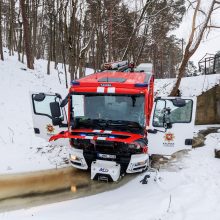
[{"x1": 0, "y1": 166, "x2": 135, "y2": 212}]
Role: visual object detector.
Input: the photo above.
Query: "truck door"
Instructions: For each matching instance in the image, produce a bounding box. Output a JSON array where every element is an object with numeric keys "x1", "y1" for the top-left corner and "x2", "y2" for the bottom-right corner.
[
  {"x1": 30, "y1": 92, "x2": 68, "y2": 144},
  {"x1": 148, "y1": 97, "x2": 197, "y2": 155}
]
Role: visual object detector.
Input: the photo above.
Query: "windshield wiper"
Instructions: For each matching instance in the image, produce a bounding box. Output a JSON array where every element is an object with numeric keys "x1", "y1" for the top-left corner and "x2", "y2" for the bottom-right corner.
[
  {"x1": 106, "y1": 120, "x2": 143, "y2": 130},
  {"x1": 77, "y1": 118, "x2": 106, "y2": 129}
]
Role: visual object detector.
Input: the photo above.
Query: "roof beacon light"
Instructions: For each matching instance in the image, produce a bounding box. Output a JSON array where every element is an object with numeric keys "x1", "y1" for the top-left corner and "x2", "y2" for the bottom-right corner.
[
  {"x1": 71, "y1": 81, "x2": 80, "y2": 86},
  {"x1": 135, "y1": 83, "x2": 148, "y2": 88}
]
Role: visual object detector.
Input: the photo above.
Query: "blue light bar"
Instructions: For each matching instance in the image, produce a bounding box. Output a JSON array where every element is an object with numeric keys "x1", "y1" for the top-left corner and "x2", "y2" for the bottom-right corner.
[
  {"x1": 71, "y1": 81, "x2": 80, "y2": 86},
  {"x1": 109, "y1": 135, "x2": 115, "y2": 139},
  {"x1": 135, "y1": 83, "x2": 148, "y2": 88},
  {"x1": 80, "y1": 133, "x2": 86, "y2": 137}
]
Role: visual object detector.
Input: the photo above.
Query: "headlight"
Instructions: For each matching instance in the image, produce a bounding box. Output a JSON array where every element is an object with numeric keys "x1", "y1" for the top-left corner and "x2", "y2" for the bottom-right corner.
[
  {"x1": 128, "y1": 142, "x2": 148, "y2": 154},
  {"x1": 70, "y1": 155, "x2": 80, "y2": 161},
  {"x1": 134, "y1": 159, "x2": 148, "y2": 166},
  {"x1": 128, "y1": 143, "x2": 141, "y2": 150}
]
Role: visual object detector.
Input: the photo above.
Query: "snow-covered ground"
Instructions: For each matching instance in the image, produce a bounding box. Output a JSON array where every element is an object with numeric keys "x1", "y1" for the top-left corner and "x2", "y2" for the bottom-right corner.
[
  {"x1": 1, "y1": 129, "x2": 220, "y2": 220},
  {"x1": 0, "y1": 49, "x2": 219, "y2": 174},
  {"x1": 0, "y1": 50, "x2": 220, "y2": 219},
  {"x1": 0, "y1": 50, "x2": 93, "y2": 174},
  {"x1": 155, "y1": 74, "x2": 220, "y2": 97}
]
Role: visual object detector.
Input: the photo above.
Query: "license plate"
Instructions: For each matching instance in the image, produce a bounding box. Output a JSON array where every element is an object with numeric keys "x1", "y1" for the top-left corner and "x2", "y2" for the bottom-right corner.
[{"x1": 98, "y1": 153, "x2": 116, "y2": 159}]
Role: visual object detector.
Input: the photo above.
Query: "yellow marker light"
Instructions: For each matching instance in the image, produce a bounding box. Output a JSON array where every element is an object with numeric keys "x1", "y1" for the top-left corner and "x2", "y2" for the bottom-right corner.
[
  {"x1": 71, "y1": 185, "x2": 77, "y2": 192},
  {"x1": 70, "y1": 155, "x2": 77, "y2": 160}
]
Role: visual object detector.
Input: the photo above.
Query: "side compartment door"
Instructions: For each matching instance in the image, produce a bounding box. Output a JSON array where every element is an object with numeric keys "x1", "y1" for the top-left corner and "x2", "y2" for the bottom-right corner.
[
  {"x1": 148, "y1": 97, "x2": 197, "y2": 156},
  {"x1": 30, "y1": 92, "x2": 68, "y2": 144}
]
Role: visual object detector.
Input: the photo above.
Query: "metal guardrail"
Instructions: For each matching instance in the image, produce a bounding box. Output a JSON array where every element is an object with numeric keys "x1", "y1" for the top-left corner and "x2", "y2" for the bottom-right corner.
[{"x1": 198, "y1": 54, "x2": 220, "y2": 75}]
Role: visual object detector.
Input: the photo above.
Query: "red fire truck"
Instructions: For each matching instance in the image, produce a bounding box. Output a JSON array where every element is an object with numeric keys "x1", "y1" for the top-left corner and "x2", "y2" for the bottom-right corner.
[{"x1": 31, "y1": 61, "x2": 197, "y2": 181}]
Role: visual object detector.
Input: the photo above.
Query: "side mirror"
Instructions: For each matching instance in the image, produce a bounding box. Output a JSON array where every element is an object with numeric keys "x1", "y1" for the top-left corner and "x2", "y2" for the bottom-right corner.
[
  {"x1": 164, "y1": 122, "x2": 172, "y2": 129},
  {"x1": 148, "y1": 129, "x2": 157, "y2": 134},
  {"x1": 33, "y1": 93, "x2": 45, "y2": 102},
  {"x1": 50, "y1": 102, "x2": 64, "y2": 126},
  {"x1": 172, "y1": 98, "x2": 186, "y2": 107},
  {"x1": 50, "y1": 102, "x2": 61, "y2": 118}
]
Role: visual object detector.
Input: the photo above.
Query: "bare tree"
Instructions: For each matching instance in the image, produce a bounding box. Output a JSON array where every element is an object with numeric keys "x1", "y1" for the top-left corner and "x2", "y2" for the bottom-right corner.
[
  {"x1": 78, "y1": 25, "x2": 95, "y2": 78},
  {"x1": 122, "y1": 0, "x2": 150, "y2": 60},
  {"x1": 0, "y1": 0, "x2": 186, "y2": 78},
  {"x1": 170, "y1": 0, "x2": 220, "y2": 96},
  {"x1": 0, "y1": 0, "x2": 4, "y2": 61},
  {"x1": 20, "y1": 0, "x2": 34, "y2": 69}
]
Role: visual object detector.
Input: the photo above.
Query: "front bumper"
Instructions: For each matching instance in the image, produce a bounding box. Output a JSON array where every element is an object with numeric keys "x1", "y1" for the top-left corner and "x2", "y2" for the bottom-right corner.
[
  {"x1": 69, "y1": 148, "x2": 149, "y2": 174},
  {"x1": 69, "y1": 148, "x2": 88, "y2": 170},
  {"x1": 126, "y1": 154, "x2": 149, "y2": 173}
]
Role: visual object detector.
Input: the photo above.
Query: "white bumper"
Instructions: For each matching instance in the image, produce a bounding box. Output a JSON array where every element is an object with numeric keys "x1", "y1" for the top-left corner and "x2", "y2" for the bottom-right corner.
[
  {"x1": 126, "y1": 154, "x2": 149, "y2": 173},
  {"x1": 69, "y1": 148, "x2": 88, "y2": 170},
  {"x1": 91, "y1": 160, "x2": 121, "y2": 182}
]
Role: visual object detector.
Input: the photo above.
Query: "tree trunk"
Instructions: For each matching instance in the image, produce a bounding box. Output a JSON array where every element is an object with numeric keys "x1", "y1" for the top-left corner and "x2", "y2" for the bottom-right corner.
[
  {"x1": 170, "y1": 0, "x2": 216, "y2": 96},
  {"x1": 47, "y1": 8, "x2": 53, "y2": 75},
  {"x1": 20, "y1": 0, "x2": 34, "y2": 69},
  {"x1": 0, "y1": 0, "x2": 4, "y2": 61},
  {"x1": 32, "y1": 0, "x2": 38, "y2": 57},
  {"x1": 9, "y1": 0, "x2": 15, "y2": 56},
  {"x1": 122, "y1": 0, "x2": 149, "y2": 60},
  {"x1": 170, "y1": 54, "x2": 189, "y2": 96}
]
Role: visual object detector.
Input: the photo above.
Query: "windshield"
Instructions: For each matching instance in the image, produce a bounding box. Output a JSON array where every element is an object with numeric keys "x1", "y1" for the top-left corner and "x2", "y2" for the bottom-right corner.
[{"x1": 71, "y1": 94, "x2": 145, "y2": 131}]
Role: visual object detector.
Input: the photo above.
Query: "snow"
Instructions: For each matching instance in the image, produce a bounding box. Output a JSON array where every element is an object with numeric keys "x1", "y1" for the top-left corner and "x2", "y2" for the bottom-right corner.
[
  {"x1": 0, "y1": 49, "x2": 93, "y2": 174},
  {"x1": 0, "y1": 49, "x2": 219, "y2": 175},
  {"x1": 0, "y1": 50, "x2": 220, "y2": 219},
  {"x1": 1, "y1": 130, "x2": 220, "y2": 220},
  {"x1": 155, "y1": 73, "x2": 220, "y2": 97}
]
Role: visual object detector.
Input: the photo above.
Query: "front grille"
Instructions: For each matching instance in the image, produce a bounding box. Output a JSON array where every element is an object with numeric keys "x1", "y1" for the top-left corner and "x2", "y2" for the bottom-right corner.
[
  {"x1": 71, "y1": 139, "x2": 131, "y2": 154},
  {"x1": 71, "y1": 138, "x2": 136, "y2": 172},
  {"x1": 96, "y1": 141, "x2": 114, "y2": 154}
]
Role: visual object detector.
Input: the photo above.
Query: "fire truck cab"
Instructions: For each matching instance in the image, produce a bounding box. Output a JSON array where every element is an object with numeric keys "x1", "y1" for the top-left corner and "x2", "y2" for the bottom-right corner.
[{"x1": 31, "y1": 62, "x2": 197, "y2": 182}]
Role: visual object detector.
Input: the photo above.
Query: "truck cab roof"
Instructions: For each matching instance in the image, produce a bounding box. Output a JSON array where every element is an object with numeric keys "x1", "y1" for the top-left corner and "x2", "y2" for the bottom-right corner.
[{"x1": 71, "y1": 71, "x2": 153, "y2": 93}]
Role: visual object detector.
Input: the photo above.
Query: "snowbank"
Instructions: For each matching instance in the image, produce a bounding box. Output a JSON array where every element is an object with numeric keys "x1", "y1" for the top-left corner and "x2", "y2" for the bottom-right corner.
[
  {"x1": 155, "y1": 74, "x2": 220, "y2": 97},
  {"x1": 0, "y1": 50, "x2": 93, "y2": 174},
  {"x1": 2, "y1": 131, "x2": 220, "y2": 220}
]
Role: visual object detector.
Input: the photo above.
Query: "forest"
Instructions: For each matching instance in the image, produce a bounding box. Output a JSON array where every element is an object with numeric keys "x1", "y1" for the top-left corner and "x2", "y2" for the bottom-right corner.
[{"x1": 0, "y1": 0, "x2": 186, "y2": 80}]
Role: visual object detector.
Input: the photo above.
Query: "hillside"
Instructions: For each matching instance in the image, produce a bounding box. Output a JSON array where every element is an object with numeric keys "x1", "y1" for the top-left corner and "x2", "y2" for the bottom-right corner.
[
  {"x1": 155, "y1": 74, "x2": 220, "y2": 97},
  {"x1": 0, "y1": 51, "x2": 219, "y2": 174}
]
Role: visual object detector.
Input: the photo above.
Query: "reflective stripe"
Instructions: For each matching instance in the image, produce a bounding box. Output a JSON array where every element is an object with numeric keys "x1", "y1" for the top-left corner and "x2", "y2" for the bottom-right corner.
[
  {"x1": 85, "y1": 136, "x2": 94, "y2": 140},
  {"x1": 107, "y1": 87, "x2": 115, "y2": 93},
  {"x1": 97, "y1": 137, "x2": 107, "y2": 140},
  {"x1": 93, "y1": 130, "x2": 101, "y2": 133},
  {"x1": 97, "y1": 87, "x2": 105, "y2": 93},
  {"x1": 103, "y1": 130, "x2": 112, "y2": 134}
]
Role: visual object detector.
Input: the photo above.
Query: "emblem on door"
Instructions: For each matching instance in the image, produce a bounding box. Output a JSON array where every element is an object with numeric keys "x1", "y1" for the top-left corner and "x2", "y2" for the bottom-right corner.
[
  {"x1": 46, "y1": 124, "x2": 55, "y2": 133},
  {"x1": 164, "y1": 132, "x2": 175, "y2": 143}
]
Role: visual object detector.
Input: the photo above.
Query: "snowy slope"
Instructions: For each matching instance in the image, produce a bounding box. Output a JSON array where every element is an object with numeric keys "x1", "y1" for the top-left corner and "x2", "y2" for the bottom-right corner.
[
  {"x1": 0, "y1": 50, "x2": 219, "y2": 175},
  {"x1": 2, "y1": 130, "x2": 220, "y2": 220},
  {"x1": 0, "y1": 50, "x2": 93, "y2": 174},
  {"x1": 0, "y1": 51, "x2": 220, "y2": 219},
  {"x1": 155, "y1": 74, "x2": 220, "y2": 97}
]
